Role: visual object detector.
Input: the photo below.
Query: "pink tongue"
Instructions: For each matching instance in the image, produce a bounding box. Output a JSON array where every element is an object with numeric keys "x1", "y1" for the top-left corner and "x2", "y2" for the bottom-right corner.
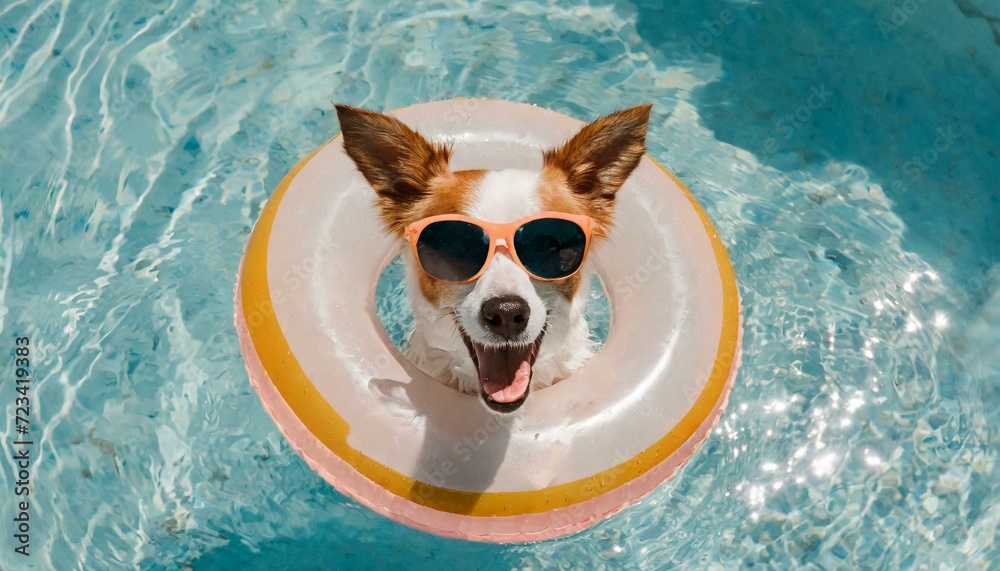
[
  {"x1": 474, "y1": 344, "x2": 533, "y2": 403},
  {"x1": 490, "y1": 361, "x2": 531, "y2": 403}
]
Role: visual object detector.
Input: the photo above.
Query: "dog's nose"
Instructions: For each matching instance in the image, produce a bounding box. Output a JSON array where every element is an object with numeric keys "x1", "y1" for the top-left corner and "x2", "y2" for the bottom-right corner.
[{"x1": 480, "y1": 295, "x2": 530, "y2": 340}]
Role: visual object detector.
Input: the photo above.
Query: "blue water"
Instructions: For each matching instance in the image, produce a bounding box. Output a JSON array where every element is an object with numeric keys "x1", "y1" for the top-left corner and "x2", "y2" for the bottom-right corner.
[{"x1": 1, "y1": 0, "x2": 997, "y2": 569}]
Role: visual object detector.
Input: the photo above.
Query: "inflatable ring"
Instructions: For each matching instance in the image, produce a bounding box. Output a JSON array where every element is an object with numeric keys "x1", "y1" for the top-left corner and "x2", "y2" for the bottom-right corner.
[{"x1": 235, "y1": 99, "x2": 742, "y2": 542}]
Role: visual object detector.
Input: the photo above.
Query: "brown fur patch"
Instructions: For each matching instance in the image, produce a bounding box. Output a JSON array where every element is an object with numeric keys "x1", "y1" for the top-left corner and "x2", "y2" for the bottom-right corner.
[
  {"x1": 537, "y1": 165, "x2": 612, "y2": 237},
  {"x1": 542, "y1": 104, "x2": 651, "y2": 230},
  {"x1": 411, "y1": 170, "x2": 485, "y2": 306},
  {"x1": 417, "y1": 170, "x2": 485, "y2": 221},
  {"x1": 549, "y1": 273, "x2": 582, "y2": 301},
  {"x1": 416, "y1": 270, "x2": 451, "y2": 307},
  {"x1": 536, "y1": 166, "x2": 584, "y2": 214},
  {"x1": 336, "y1": 105, "x2": 456, "y2": 235}
]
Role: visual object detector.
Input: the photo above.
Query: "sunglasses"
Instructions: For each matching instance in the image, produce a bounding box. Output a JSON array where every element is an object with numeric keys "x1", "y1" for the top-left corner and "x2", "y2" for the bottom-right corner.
[{"x1": 403, "y1": 212, "x2": 597, "y2": 283}]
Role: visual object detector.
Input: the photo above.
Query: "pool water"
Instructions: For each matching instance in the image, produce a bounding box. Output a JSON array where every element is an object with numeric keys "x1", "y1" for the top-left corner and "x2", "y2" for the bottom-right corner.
[{"x1": 1, "y1": 0, "x2": 997, "y2": 569}]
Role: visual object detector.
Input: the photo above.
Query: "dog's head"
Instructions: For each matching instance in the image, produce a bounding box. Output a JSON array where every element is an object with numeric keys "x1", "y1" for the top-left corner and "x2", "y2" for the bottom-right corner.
[{"x1": 336, "y1": 103, "x2": 650, "y2": 412}]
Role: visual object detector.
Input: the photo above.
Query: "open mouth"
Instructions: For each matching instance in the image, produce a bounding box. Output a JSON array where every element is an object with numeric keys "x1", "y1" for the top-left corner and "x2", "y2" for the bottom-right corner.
[{"x1": 462, "y1": 331, "x2": 544, "y2": 413}]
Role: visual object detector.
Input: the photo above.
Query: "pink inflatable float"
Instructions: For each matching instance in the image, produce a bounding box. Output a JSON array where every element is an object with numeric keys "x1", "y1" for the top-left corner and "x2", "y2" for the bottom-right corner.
[{"x1": 234, "y1": 99, "x2": 742, "y2": 542}]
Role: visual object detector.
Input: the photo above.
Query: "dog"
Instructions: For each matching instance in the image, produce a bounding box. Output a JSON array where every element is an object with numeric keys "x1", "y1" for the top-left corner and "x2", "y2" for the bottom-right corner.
[{"x1": 335, "y1": 103, "x2": 651, "y2": 412}]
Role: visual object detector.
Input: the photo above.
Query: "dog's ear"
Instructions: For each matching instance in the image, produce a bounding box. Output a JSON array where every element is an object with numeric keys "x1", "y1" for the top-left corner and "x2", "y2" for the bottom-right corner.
[
  {"x1": 335, "y1": 105, "x2": 452, "y2": 232},
  {"x1": 543, "y1": 104, "x2": 651, "y2": 200}
]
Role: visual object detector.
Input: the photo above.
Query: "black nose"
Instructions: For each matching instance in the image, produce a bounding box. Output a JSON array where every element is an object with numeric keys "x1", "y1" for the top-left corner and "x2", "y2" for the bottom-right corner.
[{"x1": 480, "y1": 295, "x2": 530, "y2": 340}]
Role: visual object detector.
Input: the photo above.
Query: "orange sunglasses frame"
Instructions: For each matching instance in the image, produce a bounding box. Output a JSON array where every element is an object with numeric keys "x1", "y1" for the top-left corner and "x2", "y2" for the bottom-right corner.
[{"x1": 403, "y1": 211, "x2": 597, "y2": 283}]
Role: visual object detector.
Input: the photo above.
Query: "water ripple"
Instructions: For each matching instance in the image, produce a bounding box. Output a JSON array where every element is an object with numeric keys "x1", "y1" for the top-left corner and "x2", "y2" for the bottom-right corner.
[{"x1": 0, "y1": 0, "x2": 996, "y2": 569}]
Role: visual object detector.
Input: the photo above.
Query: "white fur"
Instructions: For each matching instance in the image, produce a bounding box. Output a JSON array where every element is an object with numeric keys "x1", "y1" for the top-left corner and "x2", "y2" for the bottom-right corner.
[
  {"x1": 466, "y1": 170, "x2": 542, "y2": 221},
  {"x1": 403, "y1": 168, "x2": 595, "y2": 397}
]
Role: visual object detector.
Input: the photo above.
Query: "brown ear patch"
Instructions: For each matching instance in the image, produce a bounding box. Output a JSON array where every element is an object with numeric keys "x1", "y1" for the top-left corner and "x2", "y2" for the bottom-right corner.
[
  {"x1": 336, "y1": 105, "x2": 456, "y2": 234},
  {"x1": 542, "y1": 104, "x2": 651, "y2": 210}
]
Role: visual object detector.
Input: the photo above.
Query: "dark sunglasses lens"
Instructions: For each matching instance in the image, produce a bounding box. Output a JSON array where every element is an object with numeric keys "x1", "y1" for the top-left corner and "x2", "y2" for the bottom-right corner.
[
  {"x1": 514, "y1": 219, "x2": 587, "y2": 279},
  {"x1": 416, "y1": 221, "x2": 490, "y2": 282}
]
